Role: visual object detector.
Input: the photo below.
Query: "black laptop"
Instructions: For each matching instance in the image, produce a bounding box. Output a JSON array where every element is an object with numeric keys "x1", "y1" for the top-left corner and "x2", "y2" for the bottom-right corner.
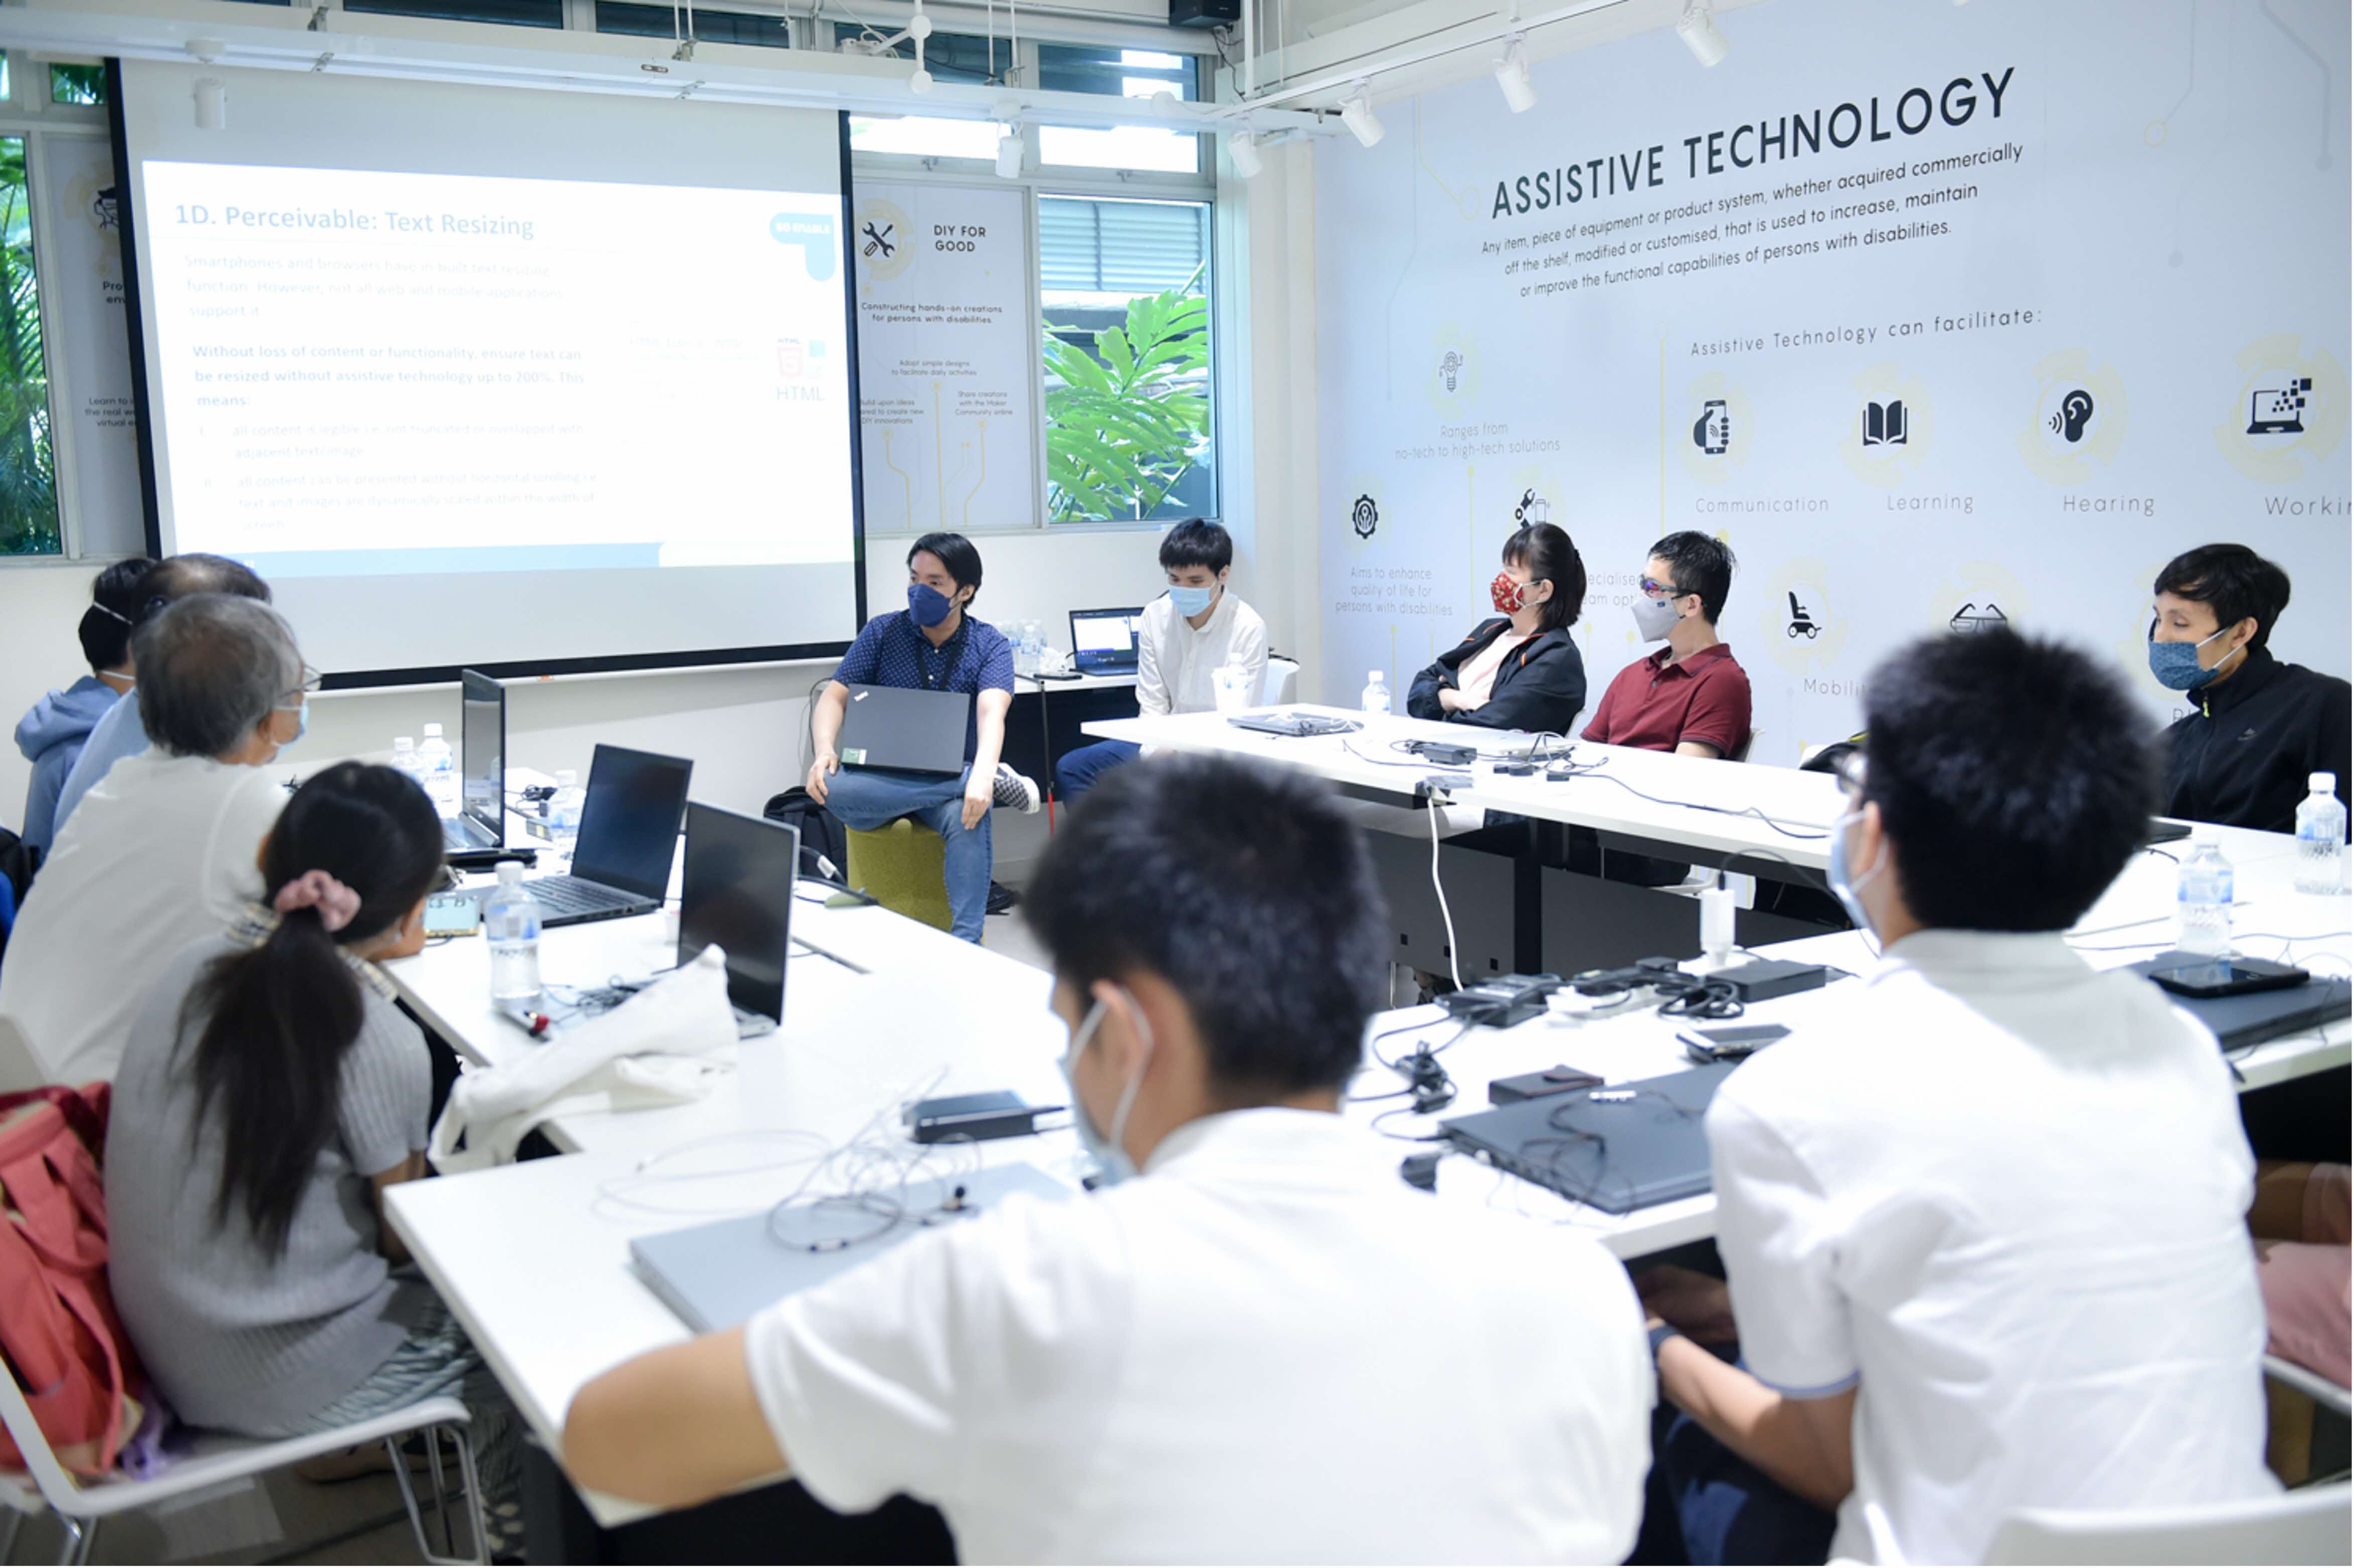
[
  {"x1": 679, "y1": 803, "x2": 797, "y2": 1038},
  {"x1": 472, "y1": 744, "x2": 692, "y2": 927},
  {"x1": 1442, "y1": 1061, "x2": 1735, "y2": 1215},
  {"x1": 443, "y1": 669, "x2": 511, "y2": 868},
  {"x1": 1069, "y1": 607, "x2": 1146, "y2": 675},
  {"x1": 837, "y1": 684, "x2": 969, "y2": 775},
  {"x1": 2129, "y1": 953, "x2": 2354, "y2": 1050}
]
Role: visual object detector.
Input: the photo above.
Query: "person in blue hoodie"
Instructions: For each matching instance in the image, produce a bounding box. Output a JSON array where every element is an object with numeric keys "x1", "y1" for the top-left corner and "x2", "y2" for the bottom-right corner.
[{"x1": 15, "y1": 557, "x2": 151, "y2": 856}]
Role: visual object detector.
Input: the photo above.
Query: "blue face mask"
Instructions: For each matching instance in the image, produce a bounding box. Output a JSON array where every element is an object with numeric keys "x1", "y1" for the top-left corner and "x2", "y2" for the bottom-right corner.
[
  {"x1": 1826, "y1": 807, "x2": 1885, "y2": 942},
  {"x1": 2147, "y1": 625, "x2": 2239, "y2": 692},
  {"x1": 275, "y1": 699, "x2": 309, "y2": 747},
  {"x1": 1168, "y1": 583, "x2": 1217, "y2": 619},
  {"x1": 1060, "y1": 988, "x2": 1155, "y2": 1188},
  {"x1": 907, "y1": 582, "x2": 956, "y2": 627}
]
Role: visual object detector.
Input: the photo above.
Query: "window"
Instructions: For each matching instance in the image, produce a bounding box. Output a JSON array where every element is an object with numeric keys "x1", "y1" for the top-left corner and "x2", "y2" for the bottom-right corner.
[
  {"x1": 0, "y1": 137, "x2": 58, "y2": 556},
  {"x1": 595, "y1": 4, "x2": 791, "y2": 49},
  {"x1": 838, "y1": 26, "x2": 1013, "y2": 161},
  {"x1": 342, "y1": 0, "x2": 565, "y2": 26},
  {"x1": 1035, "y1": 45, "x2": 1201, "y2": 174},
  {"x1": 1039, "y1": 196, "x2": 1212, "y2": 524},
  {"x1": 49, "y1": 65, "x2": 106, "y2": 107}
]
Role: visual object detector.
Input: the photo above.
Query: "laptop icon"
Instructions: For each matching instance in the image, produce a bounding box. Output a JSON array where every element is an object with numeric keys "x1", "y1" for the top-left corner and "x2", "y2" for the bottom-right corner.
[
  {"x1": 472, "y1": 744, "x2": 693, "y2": 928},
  {"x1": 1069, "y1": 606, "x2": 1146, "y2": 676},
  {"x1": 837, "y1": 684, "x2": 970, "y2": 776},
  {"x1": 679, "y1": 803, "x2": 797, "y2": 1039}
]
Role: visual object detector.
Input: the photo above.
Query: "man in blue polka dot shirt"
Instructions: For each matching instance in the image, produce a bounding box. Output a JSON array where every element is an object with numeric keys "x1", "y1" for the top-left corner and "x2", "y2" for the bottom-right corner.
[{"x1": 807, "y1": 532, "x2": 1039, "y2": 941}]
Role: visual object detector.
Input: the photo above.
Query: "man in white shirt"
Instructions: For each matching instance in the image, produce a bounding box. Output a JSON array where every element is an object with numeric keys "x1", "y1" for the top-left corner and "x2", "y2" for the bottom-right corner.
[
  {"x1": 1, "y1": 595, "x2": 310, "y2": 1084},
  {"x1": 1052, "y1": 518, "x2": 1268, "y2": 802},
  {"x1": 567, "y1": 753, "x2": 1652, "y2": 1564},
  {"x1": 1641, "y1": 628, "x2": 2276, "y2": 1564}
]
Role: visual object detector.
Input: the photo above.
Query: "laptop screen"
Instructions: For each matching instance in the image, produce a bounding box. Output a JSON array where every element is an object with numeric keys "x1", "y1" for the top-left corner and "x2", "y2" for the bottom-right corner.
[
  {"x1": 1071, "y1": 607, "x2": 1145, "y2": 664},
  {"x1": 571, "y1": 745, "x2": 694, "y2": 899},
  {"x1": 459, "y1": 669, "x2": 504, "y2": 834},
  {"x1": 680, "y1": 803, "x2": 797, "y2": 1021}
]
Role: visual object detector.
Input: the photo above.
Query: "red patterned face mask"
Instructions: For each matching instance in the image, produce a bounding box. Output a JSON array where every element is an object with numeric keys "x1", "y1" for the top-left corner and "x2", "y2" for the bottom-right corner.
[{"x1": 1491, "y1": 572, "x2": 1529, "y2": 614}]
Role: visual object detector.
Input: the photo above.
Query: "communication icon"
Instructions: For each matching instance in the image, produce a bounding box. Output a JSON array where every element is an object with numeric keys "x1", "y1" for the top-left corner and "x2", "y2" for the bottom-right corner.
[
  {"x1": 1351, "y1": 495, "x2": 1379, "y2": 540},
  {"x1": 1693, "y1": 399, "x2": 1731, "y2": 455}
]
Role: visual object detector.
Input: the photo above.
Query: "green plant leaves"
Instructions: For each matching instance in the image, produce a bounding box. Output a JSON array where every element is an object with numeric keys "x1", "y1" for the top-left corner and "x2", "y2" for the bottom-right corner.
[
  {"x1": 1042, "y1": 276, "x2": 1210, "y2": 524},
  {"x1": 0, "y1": 135, "x2": 57, "y2": 555}
]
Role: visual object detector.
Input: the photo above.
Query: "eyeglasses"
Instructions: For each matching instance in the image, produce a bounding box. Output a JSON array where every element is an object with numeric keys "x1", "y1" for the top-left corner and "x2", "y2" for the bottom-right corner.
[
  {"x1": 1834, "y1": 749, "x2": 1868, "y2": 798},
  {"x1": 286, "y1": 663, "x2": 324, "y2": 699},
  {"x1": 1639, "y1": 578, "x2": 1690, "y2": 600}
]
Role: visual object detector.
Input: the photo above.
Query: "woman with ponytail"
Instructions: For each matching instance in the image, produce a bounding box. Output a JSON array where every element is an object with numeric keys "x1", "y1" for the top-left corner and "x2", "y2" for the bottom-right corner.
[
  {"x1": 105, "y1": 763, "x2": 524, "y2": 1553},
  {"x1": 12, "y1": 556, "x2": 151, "y2": 854}
]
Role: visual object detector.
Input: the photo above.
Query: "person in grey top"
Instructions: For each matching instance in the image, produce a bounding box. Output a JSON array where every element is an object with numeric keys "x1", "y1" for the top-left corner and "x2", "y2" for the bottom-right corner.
[{"x1": 106, "y1": 763, "x2": 524, "y2": 1551}]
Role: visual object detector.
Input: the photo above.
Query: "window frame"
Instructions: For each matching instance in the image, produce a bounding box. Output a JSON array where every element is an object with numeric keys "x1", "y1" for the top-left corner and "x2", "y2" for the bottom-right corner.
[{"x1": 0, "y1": 97, "x2": 104, "y2": 565}]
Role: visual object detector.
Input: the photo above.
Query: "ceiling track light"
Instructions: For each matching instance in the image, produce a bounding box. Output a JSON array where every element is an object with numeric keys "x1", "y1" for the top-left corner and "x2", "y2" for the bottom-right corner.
[
  {"x1": 1494, "y1": 35, "x2": 1535, "y2": 114},
  {"x1": 1338, "y1": 82, "x2": 1384, "y2": 149},
  {"x1": 1676, "y1": 0, "x2": 1729, "y2": 67},
  {"x1": 1229, "y1": 129, "x2": 1263, "y2": 178}
]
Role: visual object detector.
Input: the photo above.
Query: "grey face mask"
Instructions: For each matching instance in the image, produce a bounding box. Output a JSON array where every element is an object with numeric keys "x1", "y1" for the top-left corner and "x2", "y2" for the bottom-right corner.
[{"x1": 1059, "y1": 988, "x2": 1155, "y2": 1187}]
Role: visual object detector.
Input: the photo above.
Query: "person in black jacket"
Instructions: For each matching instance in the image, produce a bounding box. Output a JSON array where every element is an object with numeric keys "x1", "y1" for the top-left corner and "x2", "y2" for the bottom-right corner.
[
  {"x1": 1407, "y1": 523, "x2": 1588, "y2": 735},
  {"x1": 2149, "y1": 543, "x2": 2351, "y2": 833}
]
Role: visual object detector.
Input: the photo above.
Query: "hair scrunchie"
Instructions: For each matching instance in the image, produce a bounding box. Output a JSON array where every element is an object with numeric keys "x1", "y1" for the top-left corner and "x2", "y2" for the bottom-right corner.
[{"x1": 272, "y1": 870, "x2": 362, "y2": 934}]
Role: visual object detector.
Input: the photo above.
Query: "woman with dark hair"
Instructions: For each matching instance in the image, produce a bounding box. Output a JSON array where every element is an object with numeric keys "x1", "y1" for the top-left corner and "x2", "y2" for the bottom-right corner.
[
  {"x1": 13, "y1": 556, "x2": 152, "y2": 853},
  {"x1": 105, "y1": 763, "x2": 523, "y2": 1552},
  {"x1": 1406, "y1": 523, "x2": 1589, "y2": 734}
]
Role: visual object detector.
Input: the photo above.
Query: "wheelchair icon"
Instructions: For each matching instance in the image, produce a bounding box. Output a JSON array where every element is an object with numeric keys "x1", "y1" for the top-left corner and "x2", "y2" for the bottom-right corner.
[{"x1": 1785, "y1": 591, "x2": 1822, "y2": 640}]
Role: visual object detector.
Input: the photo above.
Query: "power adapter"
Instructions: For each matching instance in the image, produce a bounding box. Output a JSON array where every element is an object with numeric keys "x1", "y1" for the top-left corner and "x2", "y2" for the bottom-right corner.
[
  {"x1": 1712, "y1": 958, "x2": 1831, "y2": 1003},
  {"x1": 1414, "y1": 741, "x2": 1478, "y2": 768},
  {"x1": 1443, "y1": 972, "x2": 1563, "y2": 1028}
]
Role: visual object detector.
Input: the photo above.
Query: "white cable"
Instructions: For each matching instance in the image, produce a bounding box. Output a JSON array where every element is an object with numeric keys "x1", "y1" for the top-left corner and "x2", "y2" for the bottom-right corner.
[{"x1": 1428, "y1": 795, "x2": 1463, "y2": 992}]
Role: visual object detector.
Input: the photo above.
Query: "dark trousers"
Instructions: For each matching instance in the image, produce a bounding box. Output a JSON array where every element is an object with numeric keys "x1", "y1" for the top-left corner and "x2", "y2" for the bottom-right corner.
[{"x1": 1636, "y1": 1350, "x2": 1837, "y2": 1566}]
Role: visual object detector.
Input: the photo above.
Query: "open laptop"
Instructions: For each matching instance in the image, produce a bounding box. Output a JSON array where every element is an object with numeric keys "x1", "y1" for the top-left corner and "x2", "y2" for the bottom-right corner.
[
  {"x1": 632, "y1": 1163, "x2": 1072, "y2": 1332},
  {"x1": 679, "y1": 803, "x2": 797, "y2": 1039},
  {"x1": 471, "y1": 744, "x2": 692, "y2": 928},
  {"x1": 837, "y1": 684, "x2": 969, "y2": 775},
  {"x1": 1441, "y1": 1061, "x2": 1735, "y2": 1215},
  {"x1": 443, "y1": 669, "x2": 507, "y2": 866},
  {"x1": 1069, "y1": 606, "x2": 1146, "y2": 675}
]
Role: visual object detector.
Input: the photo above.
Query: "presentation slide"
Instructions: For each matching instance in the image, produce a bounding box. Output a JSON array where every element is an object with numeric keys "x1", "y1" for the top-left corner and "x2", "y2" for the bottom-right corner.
[
  {"x1": 1315, "y1": 0, "x2": 2349, "y2": 756},
  {"x1": 120, "y1": 61, "x2": 861, "y2": 678},
  {"x1": 141, "y1": 161, "x2": 851, "y2": 579}
]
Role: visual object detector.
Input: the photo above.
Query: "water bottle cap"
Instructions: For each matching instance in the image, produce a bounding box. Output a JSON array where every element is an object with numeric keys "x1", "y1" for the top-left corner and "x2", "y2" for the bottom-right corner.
[
  {"x1": 424, "y1": 723, "x2": 443, "y2": 737},
  {"x1": 2312, "y1": 772, "x2": 2336, "y2": 793},
  {"x1": 2191, "y1": 824, "x2": 2222, "y2": 845},
  {"x1": 497, "y1": 861, "x2": 523, "y2": 884},
  {"x1": 1368, "y1": 668, "x2": 1383, "y2": 681},
  {"x1": 394, "y1": 736, "x2": 414, "y2": 751}
]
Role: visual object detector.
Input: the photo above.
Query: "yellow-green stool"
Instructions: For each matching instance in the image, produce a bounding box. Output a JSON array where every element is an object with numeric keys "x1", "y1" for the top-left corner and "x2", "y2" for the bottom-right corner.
[{"x1": 845, "y1": 818, "x2": 953, "y2": 932}]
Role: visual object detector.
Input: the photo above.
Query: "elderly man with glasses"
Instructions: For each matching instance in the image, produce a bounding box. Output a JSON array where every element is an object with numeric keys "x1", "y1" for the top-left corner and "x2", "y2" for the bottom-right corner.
[{"x1": 1, "y1": 593, "x2": 317, "y2": 1084}]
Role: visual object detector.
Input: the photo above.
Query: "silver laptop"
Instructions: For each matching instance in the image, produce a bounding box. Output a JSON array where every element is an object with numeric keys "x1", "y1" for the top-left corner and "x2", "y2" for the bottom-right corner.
[
  {"x1": 443, "y1": 669, "x2": 505, "y2": 862},
  {"x1": 631, "y1": 1163, "x2": 1073, "y2": 1332}
]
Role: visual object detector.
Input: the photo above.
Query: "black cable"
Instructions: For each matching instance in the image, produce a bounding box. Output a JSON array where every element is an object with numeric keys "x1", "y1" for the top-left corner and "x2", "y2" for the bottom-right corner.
[{"x1": 1546, "y1": 755, "x2": 1832, "y2": 840}]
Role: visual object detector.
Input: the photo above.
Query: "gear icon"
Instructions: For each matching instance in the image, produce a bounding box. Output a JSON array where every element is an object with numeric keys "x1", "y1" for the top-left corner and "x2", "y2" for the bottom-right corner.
[{"x1": 1351, "y1": 495, "x2": 1379, "y2": 540}]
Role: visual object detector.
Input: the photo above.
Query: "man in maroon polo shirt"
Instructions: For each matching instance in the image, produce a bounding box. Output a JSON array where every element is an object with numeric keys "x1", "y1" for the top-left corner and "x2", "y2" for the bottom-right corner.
[{"x1": 1585, "y1": 531, "x2": 1751, "y2": 760}]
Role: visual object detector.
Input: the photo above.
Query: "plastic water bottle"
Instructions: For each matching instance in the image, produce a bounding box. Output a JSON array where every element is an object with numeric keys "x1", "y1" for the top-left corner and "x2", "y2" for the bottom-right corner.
[
  {"x1": 2294, "y1": 772, "x2": 2347, "y2": 895},
  {"x1": 416, "y1": 723, "x2": 460, "y2": 819},
  {"x1": 390, "y1": 736, "x2": 420, "y2": 791},
  {"x1": 2176, "y1": 827, "x2": 2235, "y2": 957},
  {"x1": 1016, "y1": 620, "x2": 1042, "y2": 678},
  {"x1": 1359, "y1": 668, "x2": 1392, "y2": 715},
  {"x1": 482, "y1": 863, "x2": 542, "y2": 1006},
  {"x1": 547, "y1": 769, "x2": 585, "y2": 854}
]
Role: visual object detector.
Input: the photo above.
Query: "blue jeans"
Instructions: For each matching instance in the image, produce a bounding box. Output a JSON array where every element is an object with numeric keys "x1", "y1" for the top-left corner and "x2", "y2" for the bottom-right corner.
[
  {"x1": 823, "y1": 764, "x2": 992, "y2": 942},
  {"x1": 1053, "y1": 739, "x2": 1142, "y2": 802},
  {"x1": 1647, "y1": 1352, "x2": 1837, "y2": 1565}
]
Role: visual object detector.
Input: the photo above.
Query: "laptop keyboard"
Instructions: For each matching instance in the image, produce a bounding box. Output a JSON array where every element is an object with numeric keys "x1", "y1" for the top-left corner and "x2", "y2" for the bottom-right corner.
[{"x1": 525, "y1": 876, "x2": 632, "y2": 916}]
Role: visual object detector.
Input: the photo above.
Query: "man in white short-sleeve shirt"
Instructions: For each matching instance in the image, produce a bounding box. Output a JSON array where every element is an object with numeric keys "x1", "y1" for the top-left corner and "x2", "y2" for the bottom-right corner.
[
  {"x1": 568, "y1": 754, "x2": 1652, "y2": 1564},
  {"x1": 1640, "y1": 629, "x2": 2276, "y2": 1565}
]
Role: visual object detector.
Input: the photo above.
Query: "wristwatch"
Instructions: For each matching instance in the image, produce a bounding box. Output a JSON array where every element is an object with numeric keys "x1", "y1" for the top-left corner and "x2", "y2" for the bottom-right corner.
[{"x1": 1649, "y1": 1323, "x2": 1685, "y2": 1360}]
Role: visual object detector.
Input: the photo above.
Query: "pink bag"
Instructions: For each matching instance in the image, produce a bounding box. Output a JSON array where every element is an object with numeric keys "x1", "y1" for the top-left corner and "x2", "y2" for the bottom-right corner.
[{"x1": 0, "y1": 1084, "x2": 146, "y2": 1475}]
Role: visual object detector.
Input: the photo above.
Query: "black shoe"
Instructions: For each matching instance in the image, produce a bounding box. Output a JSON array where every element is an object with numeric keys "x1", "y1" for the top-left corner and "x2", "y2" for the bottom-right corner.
[{"x1": 987, "y1": 881, "x2": 1021, "y2": 916}]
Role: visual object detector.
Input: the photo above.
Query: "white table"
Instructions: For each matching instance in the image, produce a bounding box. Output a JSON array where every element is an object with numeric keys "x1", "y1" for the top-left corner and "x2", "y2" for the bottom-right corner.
[{"x1": 1082, "y1": 704, "x2": 1847, "y2": 872}]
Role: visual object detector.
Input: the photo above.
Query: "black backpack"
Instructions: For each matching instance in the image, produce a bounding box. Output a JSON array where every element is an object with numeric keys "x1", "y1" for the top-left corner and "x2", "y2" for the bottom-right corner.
[{"x1": 762, "y1": 787, "x2": 848, "y2": 886}]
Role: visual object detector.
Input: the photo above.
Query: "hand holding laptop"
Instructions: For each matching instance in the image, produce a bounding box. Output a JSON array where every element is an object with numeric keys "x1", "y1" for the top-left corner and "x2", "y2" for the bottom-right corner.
[{"x1": 807, "y1": 749, "x2": 838, "y2": 805}]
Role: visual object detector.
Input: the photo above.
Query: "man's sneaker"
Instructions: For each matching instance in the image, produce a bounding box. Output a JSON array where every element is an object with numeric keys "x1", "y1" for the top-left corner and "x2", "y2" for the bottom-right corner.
[{"x1": 992, "y1": 763, "x2": 1041, "y2": 813}]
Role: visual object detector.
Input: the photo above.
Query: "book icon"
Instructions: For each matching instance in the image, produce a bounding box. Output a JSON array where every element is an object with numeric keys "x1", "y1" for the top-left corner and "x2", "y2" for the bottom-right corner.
[{"x1": 1861, "y1": 398, "x2": 1907, "y2": 448}]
